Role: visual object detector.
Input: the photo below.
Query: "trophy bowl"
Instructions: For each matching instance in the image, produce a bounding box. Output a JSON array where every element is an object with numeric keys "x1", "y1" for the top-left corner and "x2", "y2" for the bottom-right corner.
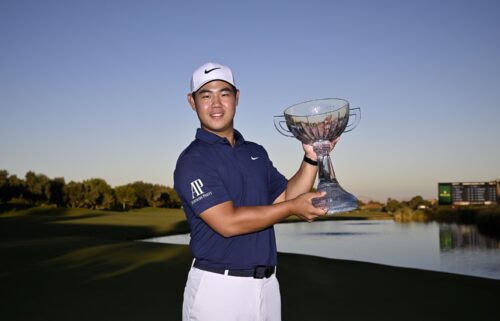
[{"x1": 274, "y1": 98, "x2": 361, "y2": 214}]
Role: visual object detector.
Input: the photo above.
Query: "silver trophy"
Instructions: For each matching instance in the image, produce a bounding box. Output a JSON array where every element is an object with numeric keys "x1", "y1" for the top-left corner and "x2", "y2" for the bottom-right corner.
[{"x1": 274, "y1": 98, "x2": 361, "y2": 214}]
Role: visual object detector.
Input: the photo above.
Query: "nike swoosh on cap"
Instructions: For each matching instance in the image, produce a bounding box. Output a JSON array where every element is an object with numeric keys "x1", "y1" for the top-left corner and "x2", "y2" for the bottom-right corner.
[
  {"x1": 204, "y1": 67, "x2": 221, "y2": 74},
  {"x1": 251, "y1": 156, "x2": 259, "y2": 160}
]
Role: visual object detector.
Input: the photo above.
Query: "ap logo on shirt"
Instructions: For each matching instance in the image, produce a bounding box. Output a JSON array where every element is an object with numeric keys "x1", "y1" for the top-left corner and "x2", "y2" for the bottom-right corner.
[
  {"x1": 191, "y1": 179, "x2": 204, "y2": 199},
  {"x1": 190, "y1": 178, "x2": 213, "y2": 205}
]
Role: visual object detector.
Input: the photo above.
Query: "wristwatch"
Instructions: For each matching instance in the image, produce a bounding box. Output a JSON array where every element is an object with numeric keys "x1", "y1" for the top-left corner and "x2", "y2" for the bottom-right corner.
[{"x1": 303, "y1": 155, "x2": 318, "y2": 166}]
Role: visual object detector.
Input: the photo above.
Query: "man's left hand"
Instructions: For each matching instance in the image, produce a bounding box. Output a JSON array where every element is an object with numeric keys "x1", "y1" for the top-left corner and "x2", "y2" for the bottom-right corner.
[{"x1": 302, "y1": 137, "x2": 340, "y2": 161}]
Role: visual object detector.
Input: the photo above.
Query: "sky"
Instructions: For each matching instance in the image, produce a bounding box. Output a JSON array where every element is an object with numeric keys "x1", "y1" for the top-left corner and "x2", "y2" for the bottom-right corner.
[{"x1": 1, "y1": 0, "x2": 499, "y2": 202}]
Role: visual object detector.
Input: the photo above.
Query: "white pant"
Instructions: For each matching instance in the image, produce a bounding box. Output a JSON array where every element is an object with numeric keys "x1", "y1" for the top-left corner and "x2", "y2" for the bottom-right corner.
[{"x1": 182, "y1": 266, "x2": 281, "y2": 321}]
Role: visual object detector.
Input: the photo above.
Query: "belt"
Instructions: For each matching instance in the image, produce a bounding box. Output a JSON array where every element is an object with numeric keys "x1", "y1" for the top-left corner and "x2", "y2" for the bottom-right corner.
[{"x1": 193, "y1": 261, "x2": 275, "y2": 279}]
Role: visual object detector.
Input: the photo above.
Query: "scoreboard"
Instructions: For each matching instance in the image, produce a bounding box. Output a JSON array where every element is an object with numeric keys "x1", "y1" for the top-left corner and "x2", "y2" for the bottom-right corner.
[{"x1": 438, "y1": 181, "x2": 499, "y2": 205}]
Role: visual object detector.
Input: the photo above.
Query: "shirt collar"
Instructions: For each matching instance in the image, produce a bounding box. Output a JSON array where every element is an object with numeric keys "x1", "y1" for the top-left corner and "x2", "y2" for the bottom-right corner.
[{"x1": 196, "y1": 128, "x2": 246, "y2": 146}]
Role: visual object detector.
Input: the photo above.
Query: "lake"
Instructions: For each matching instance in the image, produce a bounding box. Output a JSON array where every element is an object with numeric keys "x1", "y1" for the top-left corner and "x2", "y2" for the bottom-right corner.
[{"x1": 142, "y1": 220, "x2": 500, "y2": 280}]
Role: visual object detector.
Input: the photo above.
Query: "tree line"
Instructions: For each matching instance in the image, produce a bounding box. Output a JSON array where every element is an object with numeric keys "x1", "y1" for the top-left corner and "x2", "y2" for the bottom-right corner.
[
  {"x1": 1, "y1": 169, "x2": 435, "y2": 212},
  {"x1": 0, "y1": 169, "x2": 181, "y2": 210},
  {"x1": 383, "y1": 196, "x2": 433, "y2": 212}
]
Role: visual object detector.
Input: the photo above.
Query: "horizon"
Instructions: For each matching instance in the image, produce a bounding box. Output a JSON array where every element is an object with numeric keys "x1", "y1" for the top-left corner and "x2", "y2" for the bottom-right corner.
[{"x1": 3, "y1": 167, "x2": 499, "y2": 204}]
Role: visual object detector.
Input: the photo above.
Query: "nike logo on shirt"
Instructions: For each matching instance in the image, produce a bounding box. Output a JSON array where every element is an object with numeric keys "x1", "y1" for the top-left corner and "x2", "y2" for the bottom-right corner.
[{"x1": 251, "y1": 156, "x2": 259, "y2": 160}]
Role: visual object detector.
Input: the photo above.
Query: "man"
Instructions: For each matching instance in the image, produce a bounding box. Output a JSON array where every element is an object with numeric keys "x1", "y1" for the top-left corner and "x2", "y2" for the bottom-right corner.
[{"x1": 174, "y1": 62, "x2": 336, "y2": 321}]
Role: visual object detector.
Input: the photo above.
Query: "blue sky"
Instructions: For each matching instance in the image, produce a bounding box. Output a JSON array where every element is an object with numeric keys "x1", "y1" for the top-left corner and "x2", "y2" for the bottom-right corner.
[{"x1": 1, "y1": 0, "x2": 499, "y2": 201}]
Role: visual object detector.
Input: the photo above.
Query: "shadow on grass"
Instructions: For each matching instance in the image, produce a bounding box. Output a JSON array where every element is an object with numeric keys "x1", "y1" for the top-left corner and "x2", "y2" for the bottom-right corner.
[
  {"x1": 279, "y1": 252, "x2": 500, "y2": 321},
  {"x1": 2, "y1": 236, "x2": 500, "y2": 321},
  {"x1": 0, "y1": 208, "x2": 190, "y2": 241},
  {"x1": 2, "y1": 206, "x2": 500, "y2": 321},
  {"x1": 39, "y1": 240, "x2": 189, "y2": 280},
  {"x1": 0, "y1": 207, "x2": 193, "y2": 320},
  {"x1": 0, "y1": 237, "x2": 192, "y2": 321},
  {"x1": 0, "y1": 202, "x2": 35, "y2": 213}
]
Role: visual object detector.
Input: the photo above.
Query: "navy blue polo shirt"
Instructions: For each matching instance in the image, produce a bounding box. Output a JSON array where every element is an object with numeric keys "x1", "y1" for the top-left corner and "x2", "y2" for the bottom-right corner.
[{"x1": 174, "y1": 128, "x2": 288, "y2": 270}]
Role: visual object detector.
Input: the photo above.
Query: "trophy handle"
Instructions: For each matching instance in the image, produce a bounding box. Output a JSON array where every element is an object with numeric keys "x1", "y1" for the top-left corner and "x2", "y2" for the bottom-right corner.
[
  {"x1": 344, "y1": 107, "x2": 361, "y2": 133},
  {"x1": 273, "y1": 115, "x2": 295, "y2": 137}
]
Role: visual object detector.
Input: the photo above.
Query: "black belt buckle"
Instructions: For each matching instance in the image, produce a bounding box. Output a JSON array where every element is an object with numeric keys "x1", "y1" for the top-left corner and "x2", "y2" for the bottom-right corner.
[{"x1": 253, "y1": 265, "x2": 274, "y2": 279}]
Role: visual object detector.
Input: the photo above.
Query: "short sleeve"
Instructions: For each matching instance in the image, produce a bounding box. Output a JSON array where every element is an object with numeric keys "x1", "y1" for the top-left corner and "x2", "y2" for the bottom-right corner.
[
  {"x1": 266, "y1": 153, "x2": 288, "y2": 203},
  {"x1": 174, "y1": 154, "x2": 231, "y2": 216}
]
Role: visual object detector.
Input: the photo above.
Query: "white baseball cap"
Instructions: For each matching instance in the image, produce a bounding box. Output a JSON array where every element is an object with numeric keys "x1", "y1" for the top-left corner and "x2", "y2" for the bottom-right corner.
[{"x1": 190, "y1": 62, "x2": 236, "y2": 93}]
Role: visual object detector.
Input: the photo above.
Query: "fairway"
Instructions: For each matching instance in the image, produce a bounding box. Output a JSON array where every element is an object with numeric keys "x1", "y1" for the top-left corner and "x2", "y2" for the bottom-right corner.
[
  {"x1": 1, "y1": 207, "x2": 500, "y2": 321},
  {"x1": 0, "y1": 207, "x2": 190, "y2": 240}
]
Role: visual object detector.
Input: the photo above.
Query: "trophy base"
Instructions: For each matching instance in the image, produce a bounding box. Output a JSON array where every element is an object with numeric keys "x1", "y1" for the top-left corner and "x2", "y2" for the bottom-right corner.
[{"x1": 312, "y1": 179, "x2": 358, "y2": 215}]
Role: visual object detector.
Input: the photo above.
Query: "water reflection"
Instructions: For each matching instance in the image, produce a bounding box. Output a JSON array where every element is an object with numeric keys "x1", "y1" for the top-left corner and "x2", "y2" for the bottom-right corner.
[
  {"x1": 274, "y1": 220, "x2": 500, "y2": 280},
  {"x1": 274, "y1": 220, "x2": 441, "y2": 275},
  {"x1": 141, "y1": 220, "x2": 500, "y2": 280},
  {"x1": 440, "y1": 224, "x2": 500, "y2": 250},
  {"x1": 437, "y1": 223, "x2": 500, "y2": 279},
  {"x1": 303, "y1": 232, "x2": 377, "y2": 236},
  {"x1": 343, "y1": 222, "x2": 385, "y2": 226}
]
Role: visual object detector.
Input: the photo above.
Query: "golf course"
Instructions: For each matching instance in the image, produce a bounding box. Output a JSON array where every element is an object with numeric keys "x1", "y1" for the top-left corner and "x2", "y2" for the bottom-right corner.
[{"x1": 1, "y1": 207, "x2": 500, "y2": 321}]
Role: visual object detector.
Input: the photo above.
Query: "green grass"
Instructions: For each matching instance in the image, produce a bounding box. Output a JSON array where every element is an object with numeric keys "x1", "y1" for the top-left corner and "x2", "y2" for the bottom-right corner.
[
  {"x1": 0, "y1": 236, "x2": 190, "y2": 321},
  {"x1": 1, "y1": 207, "x2": 500, "y2": 321},
  {"x1": 0, "y1": 206, "x2": 189, "y2": 240}
]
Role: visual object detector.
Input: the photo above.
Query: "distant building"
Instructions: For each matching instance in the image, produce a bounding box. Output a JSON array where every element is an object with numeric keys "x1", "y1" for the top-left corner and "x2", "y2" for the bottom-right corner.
[{"x1": 438, "y1": 181, "x2": 499, "y2": 206}]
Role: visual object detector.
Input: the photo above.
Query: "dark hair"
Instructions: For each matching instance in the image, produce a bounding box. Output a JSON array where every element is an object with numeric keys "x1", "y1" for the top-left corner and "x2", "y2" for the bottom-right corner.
[{"x1": 191, "y1": 83, "x2": 237, "y2": 98}]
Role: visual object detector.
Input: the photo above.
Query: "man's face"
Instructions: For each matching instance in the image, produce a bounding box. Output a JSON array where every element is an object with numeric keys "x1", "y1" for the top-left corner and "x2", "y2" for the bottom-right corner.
[{"x1": 188, "y1": 80, "x2": 240, "y2": 136}]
